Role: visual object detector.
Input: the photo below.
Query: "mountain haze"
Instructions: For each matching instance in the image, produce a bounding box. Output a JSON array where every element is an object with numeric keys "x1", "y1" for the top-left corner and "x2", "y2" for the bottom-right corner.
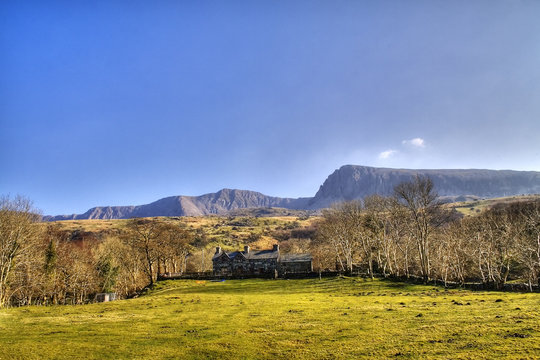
[{"x1": 45, "y1": 165, "x2": 540, "y2": 220}]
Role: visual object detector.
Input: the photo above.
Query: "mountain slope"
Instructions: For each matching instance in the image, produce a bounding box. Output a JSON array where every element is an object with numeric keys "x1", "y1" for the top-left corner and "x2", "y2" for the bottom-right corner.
[
  {"x1": 307, "y1": 165, "x2": 540, "y2": 209},
  {"x1": 46, "y1": 189, "x2": 310, "y2": 221},
  {"x1": 45, "y1": 165, "x2": 540, "y2": 220}
]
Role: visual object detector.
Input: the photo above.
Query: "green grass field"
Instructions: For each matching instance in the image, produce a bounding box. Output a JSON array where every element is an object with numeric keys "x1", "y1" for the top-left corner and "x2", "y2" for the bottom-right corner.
[{"x1": 1, "y1": 278, "x2": 539, "y2": 359}]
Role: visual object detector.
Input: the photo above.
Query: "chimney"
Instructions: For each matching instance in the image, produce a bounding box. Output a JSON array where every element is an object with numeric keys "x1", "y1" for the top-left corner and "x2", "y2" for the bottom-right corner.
[
  {"x1": 215, "y1": 246, "x2": 221, "y2": 254},
  {"x1": 244, "y1": 245, "x2": 250, "y2": 254},
  {"x1": 272, "y1": 244, "x2": 279, "y2": 252}
]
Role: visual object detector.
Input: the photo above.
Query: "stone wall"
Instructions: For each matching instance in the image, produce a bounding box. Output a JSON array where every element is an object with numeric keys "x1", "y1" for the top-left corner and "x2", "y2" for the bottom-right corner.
[
  {"x1": 213, "y1": 256, "x2": 279, "y2": 276},
  {"x1": 231, "y1": 257, "x2": 278, "y2": 276},
  {"x1": 279, "y1": 260, "x2": 312, "y2": 275},
  {"x1": 213, "y1": 255, "x2": 233, "y2": 276}
]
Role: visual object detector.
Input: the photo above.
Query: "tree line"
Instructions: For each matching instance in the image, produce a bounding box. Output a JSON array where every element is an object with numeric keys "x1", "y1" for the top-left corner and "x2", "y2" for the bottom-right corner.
[
  {"x1": 315, "y1": 176, "x2": 540, "y2": 290},
  {"x1": 0, "y1": 196, "x2": 197, "y2": 307}
]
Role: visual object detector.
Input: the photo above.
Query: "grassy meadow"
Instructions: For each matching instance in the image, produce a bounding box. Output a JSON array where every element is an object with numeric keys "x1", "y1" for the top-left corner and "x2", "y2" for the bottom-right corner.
[{"x1": 1, "y1": 277, "x2": 539, "y2": 359}]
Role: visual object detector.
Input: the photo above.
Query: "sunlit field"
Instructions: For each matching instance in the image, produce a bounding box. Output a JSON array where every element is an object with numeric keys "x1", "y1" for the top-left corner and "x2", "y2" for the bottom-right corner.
[{"x1": 1, "y1": 278, "x2": 539, "y2": 359}]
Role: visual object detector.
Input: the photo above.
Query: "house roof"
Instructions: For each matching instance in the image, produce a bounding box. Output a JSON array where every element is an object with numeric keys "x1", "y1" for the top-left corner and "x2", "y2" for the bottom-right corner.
[
  {"x1": 213, "y1": 249, "x2": 279, "y2": 261},
  {"x1": 244, "y1": 249, "x2": 280, "y2": 260},
  {"x1": 213, "y1": 247, "x2": 311, "y2": 263},
  {"x1": 212, "y1": 251, "x2": 231, "y2": 261},
  {"x1": 280, "y1": 254, "x2": 312, "y2": 262}
]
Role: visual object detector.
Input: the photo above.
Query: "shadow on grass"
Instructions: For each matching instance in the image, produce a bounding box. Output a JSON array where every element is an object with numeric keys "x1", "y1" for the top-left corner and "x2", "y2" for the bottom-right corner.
[{"x1": 150, "y1": 277, "x2": 432, "y2": 297}]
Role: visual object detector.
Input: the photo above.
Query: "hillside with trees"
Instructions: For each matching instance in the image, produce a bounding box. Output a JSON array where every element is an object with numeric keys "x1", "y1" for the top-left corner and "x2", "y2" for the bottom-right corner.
[{"x1": 1, "y1": 179, "x2": 539, "y2": 307}]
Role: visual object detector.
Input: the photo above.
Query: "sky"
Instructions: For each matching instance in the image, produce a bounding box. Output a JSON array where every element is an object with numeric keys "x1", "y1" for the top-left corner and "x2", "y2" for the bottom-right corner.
[{"x1": 1, "y1": 1, "x2": 540, "y2": 215}]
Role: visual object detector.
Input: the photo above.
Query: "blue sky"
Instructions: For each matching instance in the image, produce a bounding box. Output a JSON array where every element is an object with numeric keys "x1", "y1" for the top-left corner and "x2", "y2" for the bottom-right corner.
[{"x1": 2, "y1": 1, "x2": 540, "y2": 215}]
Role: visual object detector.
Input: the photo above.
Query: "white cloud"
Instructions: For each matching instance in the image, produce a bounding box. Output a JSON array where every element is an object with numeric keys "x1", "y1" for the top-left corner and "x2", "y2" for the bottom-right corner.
[
  {"x1": 379, "y1": 149, "x2": 397, "y2": 159},
  {"x1": 402, "y1": 137, "x2": 425, "y2": 148}
]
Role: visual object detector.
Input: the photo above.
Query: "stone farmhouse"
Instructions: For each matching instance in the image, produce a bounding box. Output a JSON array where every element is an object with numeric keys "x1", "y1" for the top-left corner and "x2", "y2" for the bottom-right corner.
[{"x1": 212, "y1": 244, "x2": 312, "y2": 277}]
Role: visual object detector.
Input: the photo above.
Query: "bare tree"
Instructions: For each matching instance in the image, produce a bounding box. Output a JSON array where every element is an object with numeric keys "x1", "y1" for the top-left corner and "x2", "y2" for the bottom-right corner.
[
  {"x1": 385, "y1": 200, "x2": 413, "y2": 277},
  {"x1": 394, "y1": 175, "x2": 442, "y2": 281},
  {"x1": 498, "y1": 201, "x2": 540, "y2": 290},
  {"x1": 158, "y1": 223, "x2": 194, "y2": 275},
  {"x1": 97, "y1": 236, "x2": 147, "y2": 297},
  {"x1": 41, "y1": 224, "x2": 66, "y2": 305},
  {"x1": 125, "y1": 218, "x2": 164, "y2": 286},
  {"x1": 0, "y1": 196, "x2": 40, "y2": 307},
  {"x1": 55, "y1": 240, "x2": 98, "y2": 304},
  {"x1": 474, "y1": 207, "x2": 520, "y2": 289},
  {"x1": 9, "y1": 229, "x2": 47, "y2": 306},
  {"x1": 318, "y1": 201, "x2": 364, "y2": 273},
  {"x1": 520, "y1": 200, "x2": 540, "y2": 288},
  {"x1": 363, "y1": 195, "x2": 394, "y2": 278},
  {"x1": 437, "y1": 219, "x2": 475, "y2": 286}
]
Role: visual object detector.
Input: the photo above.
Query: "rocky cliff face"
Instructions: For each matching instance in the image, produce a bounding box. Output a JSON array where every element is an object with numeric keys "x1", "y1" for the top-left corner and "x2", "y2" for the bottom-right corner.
[
  {"x1": 45, "y1": 166, "x2": 540, "y2": 220},
  {"x1": 307, "y1": 165, "x2": 540, "y2": 209}
]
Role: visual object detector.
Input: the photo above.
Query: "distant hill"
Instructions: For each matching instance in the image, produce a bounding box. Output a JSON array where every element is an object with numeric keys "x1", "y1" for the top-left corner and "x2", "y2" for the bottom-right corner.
[
  {"x1": 225, "y1": 207, "x2": 314, "y2": 218},
  {"x1": 44, "y1": 165, "x2": 540, "y2": 220},
  {"x1": 306, "y1": 165, "x2": 540, "y2": 209},
  {"x1": 449, "y1": 194, "x2": 540, "y2": 217},
  {"x1": 45, "y1": 189, "x2": 310, "y2": 221}
]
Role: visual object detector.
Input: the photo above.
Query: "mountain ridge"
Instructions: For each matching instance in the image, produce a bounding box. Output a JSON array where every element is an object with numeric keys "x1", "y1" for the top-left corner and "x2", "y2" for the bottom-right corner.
[
  {"x1": 45, "y1": 189, "x2": 311, "y2": 221},
  {"x1": 44, "y1": 165, "x2": 540, "y2": 220},
  {"x1": 307, "y1": 165, "x2": 540, "y2": 209}
]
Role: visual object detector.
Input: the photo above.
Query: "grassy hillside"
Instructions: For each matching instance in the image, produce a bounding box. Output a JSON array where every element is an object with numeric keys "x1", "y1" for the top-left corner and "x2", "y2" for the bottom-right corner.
[
  {"x1": 46, "y1": 194, "x2": 540, "y2": 241},
  {"x1": 450, "y1": 194, "x2": 540, "y2": 217},
  {"x1": 48, "y1": 215, "x2": 318, "y2": 252},
  {"x1": 1, "y1": 278, "x2": 538, "y2": 359}
]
